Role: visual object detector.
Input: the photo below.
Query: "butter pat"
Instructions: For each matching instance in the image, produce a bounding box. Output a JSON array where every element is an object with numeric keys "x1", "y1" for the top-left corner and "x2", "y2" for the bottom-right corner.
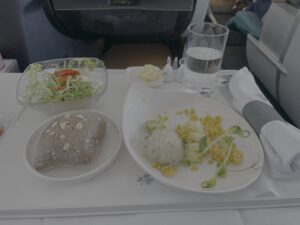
[
  {"x1": 138, "y1": 64, "x2": 162, "y2": 82},
  {"x1": 125, "y1": 65, "x2": 164, "y2": 88}
]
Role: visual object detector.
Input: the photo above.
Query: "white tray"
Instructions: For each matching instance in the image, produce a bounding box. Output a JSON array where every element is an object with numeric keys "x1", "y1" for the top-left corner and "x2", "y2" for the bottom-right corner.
[{"x1": 1, "y1": 70, "x2": 300, "y2": 219}]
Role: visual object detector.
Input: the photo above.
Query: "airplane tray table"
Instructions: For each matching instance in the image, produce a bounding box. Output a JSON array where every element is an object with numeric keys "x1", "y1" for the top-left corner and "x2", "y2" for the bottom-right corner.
[{"x1": 1, "y1": 70, "x2": 300, "y2": 219}]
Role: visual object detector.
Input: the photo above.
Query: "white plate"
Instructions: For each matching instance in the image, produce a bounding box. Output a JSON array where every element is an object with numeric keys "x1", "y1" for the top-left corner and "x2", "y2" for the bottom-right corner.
[
  {"x1": 24, "y1": 110, "x2": 122, "y2": 184},
  {"x1": 122, "y1": 83, "x2": 264, "y2": 194},
  {"x1": 125, "y1": 66, "x2": 164, "y2": 88}
]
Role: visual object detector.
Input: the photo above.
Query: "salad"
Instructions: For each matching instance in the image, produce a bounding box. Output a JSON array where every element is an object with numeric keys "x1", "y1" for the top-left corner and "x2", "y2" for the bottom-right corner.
[
  {"x1": 23, "y1": 58, "x2": 105, "y2": 104},
  {"x1": 144, "y1": 109, "x2": 252, "y2": 189}
]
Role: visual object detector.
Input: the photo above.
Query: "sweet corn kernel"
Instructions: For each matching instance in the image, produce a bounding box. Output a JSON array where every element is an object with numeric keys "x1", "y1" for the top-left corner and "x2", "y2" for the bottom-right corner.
[
  {"x1": 152, "y1": 163, "x2": 177, "y2": 177},
  {"x1": 190, "y1": 164, "x2": 199, "y2": 171},
  {"x1": 175, "y1": 109, "x2": 243, "y2": 170}
]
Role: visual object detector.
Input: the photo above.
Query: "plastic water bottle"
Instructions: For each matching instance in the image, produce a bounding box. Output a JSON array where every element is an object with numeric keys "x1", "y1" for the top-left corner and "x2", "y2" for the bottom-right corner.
[{"x1": 0, "y1": 53, "x2": 5, "y2": 71}]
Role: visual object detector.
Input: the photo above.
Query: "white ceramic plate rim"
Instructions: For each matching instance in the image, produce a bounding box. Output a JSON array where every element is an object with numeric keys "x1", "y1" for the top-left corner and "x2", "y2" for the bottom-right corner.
[
  {"x1": 122, "y1": 83, "x2": 264, "y2": 194},
  {"x1": 24, "y1": 110, "x2": 122, "y2": 183}
]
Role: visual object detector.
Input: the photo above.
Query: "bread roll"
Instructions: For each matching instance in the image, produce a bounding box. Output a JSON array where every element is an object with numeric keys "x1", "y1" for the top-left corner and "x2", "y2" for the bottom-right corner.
[{"x1": 35, "y1": 112, "x2": 106, "y2": 171}]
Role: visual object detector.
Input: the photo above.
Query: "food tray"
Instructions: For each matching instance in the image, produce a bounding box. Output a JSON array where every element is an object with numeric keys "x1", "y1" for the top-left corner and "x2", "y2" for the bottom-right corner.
[{"x1": 1, "y1": 70, "x2": 300, "y2": 218}]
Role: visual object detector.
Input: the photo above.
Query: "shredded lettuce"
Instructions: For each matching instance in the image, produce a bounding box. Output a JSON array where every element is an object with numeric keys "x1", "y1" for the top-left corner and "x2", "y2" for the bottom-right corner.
[{"x1": 24, "y1": 59, "x2": 104, "y2": 104}]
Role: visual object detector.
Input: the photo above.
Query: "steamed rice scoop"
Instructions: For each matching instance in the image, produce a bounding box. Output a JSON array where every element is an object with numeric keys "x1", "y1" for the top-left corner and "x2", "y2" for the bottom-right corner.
[
  {"x1": 145, "y1": 129, "x2": 183, "y2": 166},
  {"x1": 144, "y1": 121, "x2": 184, "y2": 177},
  {"x1": 35, "y1": 112, "x2": 106, "y2": 171}
]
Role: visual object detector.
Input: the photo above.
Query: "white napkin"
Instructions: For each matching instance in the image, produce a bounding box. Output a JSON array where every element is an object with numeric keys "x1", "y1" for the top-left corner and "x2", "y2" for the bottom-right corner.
[
  {"x1": 260, "y1": 121, "x2": 300, "y2": 179},
  {"x1": 229, "y1": 67, "x2": 300, "y2": 179},
  {"x1": 228, "y1": 67, "x2": 272, "y2": 113}
]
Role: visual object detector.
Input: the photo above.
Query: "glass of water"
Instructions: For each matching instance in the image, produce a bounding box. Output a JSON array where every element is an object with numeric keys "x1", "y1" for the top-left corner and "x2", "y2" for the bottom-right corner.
[{"x1": 183, "y1": 22, "x2": 229, "y2": 96}]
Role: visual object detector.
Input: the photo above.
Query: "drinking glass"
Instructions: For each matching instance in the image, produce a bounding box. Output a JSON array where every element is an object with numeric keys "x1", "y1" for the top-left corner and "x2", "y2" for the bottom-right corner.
[{"x1": 183, "y1": 22, "x2": 229, "y2": 96}]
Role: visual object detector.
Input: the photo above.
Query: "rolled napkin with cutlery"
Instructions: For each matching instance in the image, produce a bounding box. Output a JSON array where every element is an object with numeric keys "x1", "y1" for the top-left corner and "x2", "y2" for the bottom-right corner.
[{"x1": 229, "y1": 67, "x2": 300, "y2": 179}]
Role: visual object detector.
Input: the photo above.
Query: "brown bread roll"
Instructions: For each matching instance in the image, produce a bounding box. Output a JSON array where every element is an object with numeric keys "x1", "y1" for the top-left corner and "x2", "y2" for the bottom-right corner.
[{"x1": 35, "y1": 112, "x2": 106, "y2": 171}]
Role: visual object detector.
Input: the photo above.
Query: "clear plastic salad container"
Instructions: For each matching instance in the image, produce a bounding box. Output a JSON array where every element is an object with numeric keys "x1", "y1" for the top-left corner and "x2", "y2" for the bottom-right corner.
[{"x1": 17, "y1": 58, "x2": 108, "y2": 114}]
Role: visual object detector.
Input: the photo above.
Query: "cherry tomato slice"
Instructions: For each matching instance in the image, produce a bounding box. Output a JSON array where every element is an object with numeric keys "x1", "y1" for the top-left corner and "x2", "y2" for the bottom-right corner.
[{"x1": 55, "y1": 69, "x2": 79, "y2": 77}]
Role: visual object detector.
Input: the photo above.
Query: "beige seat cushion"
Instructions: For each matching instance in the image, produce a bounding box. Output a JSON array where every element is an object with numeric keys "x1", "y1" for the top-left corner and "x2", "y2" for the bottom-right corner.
[{"x1": 102, "y1": 43, "x2": 171, "y2": 69}]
